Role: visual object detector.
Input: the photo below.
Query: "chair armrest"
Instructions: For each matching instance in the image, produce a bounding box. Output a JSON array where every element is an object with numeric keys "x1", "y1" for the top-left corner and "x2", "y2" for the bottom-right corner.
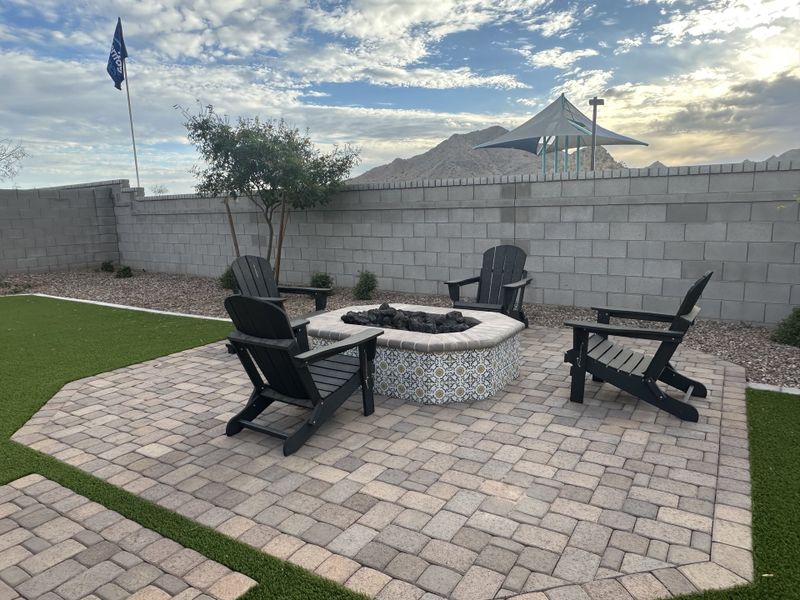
[
  {"x1": 445, "y1": 275, "x2": 480, "y2": 303},
  {"x1": 591, "y1": 306, "x2": 674, "y2": 323},
  {"x1": 444, "y1": 275, "x2": 480, "y2": 287},
  {"x1": 564, "y1": 320, "x2": 683, "y2": 341},
  {"x1": 246, "y1": 296, "x2": 286, "y2": 306},
  {"x1": 227, "y1": 330, "x2": 295, "y2": 352},
  {"x1": 294, "y1": 328, "x2": 383, "y2": 364},
  {"x1": 503, "y1": 277, "x2": 533, "y2": 289},
  {"x1": 278, "y1": 285, "x2": 331, "y2": 295},
  {"x1": 289, "y1": 318, "x2": 310, "y2": 331},
  {"x1": 278, "y1": 286, "x2": 330, "y2": 310}
]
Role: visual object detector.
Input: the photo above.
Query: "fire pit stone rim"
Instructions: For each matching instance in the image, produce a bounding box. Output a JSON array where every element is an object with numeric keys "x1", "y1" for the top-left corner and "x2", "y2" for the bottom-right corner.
[{"x1": 307, "y1": 303, "x2": 524, "y2": 352}]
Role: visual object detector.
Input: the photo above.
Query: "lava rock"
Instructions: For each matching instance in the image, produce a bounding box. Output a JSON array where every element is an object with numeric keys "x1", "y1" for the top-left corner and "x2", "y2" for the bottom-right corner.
[{"x1": 341, "y1": 304, "x2": 478, "y2": 333}]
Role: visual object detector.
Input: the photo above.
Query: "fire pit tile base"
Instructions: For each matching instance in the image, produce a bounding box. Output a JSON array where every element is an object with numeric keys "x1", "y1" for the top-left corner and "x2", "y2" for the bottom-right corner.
[
  {"x1": 308, "y1": 304, "x2": 524, "y2": 405},
  {"x1": 309, "y1": 334, "x2": 520, "y2": 404}
]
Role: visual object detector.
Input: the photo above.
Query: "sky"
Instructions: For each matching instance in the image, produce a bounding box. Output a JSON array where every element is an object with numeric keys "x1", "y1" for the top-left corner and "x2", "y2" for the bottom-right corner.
[{"x1": 1, "y1": 0, "x2": 799, "y2": 194}]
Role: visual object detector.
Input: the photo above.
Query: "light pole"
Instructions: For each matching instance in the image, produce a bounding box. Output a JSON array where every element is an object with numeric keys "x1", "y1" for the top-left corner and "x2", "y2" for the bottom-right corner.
[{"x1": 589, "y1": 96, "x2": 604, "y2": 171}]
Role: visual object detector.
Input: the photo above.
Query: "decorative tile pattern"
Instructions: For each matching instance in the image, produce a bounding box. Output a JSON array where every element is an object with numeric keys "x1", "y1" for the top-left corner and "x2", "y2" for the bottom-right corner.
[
  {"x1": 309, "y1": 304, "x2": 524, "y2": 404},
  {"x1": 12, "y1": 327, "x2": 753, "y2": 600},
  {"x1": 311, "y1": 333, "x2": 520, "y2": 404},
  {"x1": 0, "y1": 475, "x2": 257, "y2": 600}
]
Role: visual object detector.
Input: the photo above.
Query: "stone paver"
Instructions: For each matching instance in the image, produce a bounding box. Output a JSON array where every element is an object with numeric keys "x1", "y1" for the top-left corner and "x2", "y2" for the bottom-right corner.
[
  {"x1": 12, "y1": 327, "x2": 754, "y2": 599},
  {"x1": 0, "y1": 476, "x2": 256, "y2": 600}
]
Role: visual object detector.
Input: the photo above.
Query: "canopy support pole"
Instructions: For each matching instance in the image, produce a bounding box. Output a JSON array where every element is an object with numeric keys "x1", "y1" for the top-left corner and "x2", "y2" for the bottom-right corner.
[
  {"x1": 542, "y1": 137, "x2": 547, "y2": 176},
  {"x1": 565, "y1": 136, "x2": 569, "y2": 173},
  {"x1": 555, "y1": 137, "x2": 559, "y2": 173},
  {"x1": 576, "y1": 138, "x2": 581, "y2": 172}
]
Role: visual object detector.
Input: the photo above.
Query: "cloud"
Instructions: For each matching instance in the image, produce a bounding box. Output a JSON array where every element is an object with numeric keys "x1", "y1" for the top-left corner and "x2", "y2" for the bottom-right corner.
[
  {"x1": 0, "y1": 46, "x2": 526, "y2": 189},
  {"x1": 553, "y1": 68, "x2": 615, "y2": 100},
  {"x1": 2, "y1": 0, "x2": 800, "y2": 191},
  {"x1": 283, "y1": 44, "x2": 528, "y2": 89},
  {"x1": 521, "y1": 46, "x2": 599, "y2": 69},
  {"x1": 650, "y1": 0, "x2": 799, "y2": 45},
  {"x1": 614, "y1": 36, "x2": 643, "y2": 54},
  {"x1": 525, "y1": 8, "x2": 579, "y2": 37},
  {"x1": 657, "y1": 72, "x2": 800, "y2": 134}
]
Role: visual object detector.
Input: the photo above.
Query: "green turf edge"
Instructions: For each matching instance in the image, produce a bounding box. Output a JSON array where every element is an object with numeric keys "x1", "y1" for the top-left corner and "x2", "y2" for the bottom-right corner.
[
  {"x1": 673, "y1": 389, "x2": 800, "y2": 600},
  {"x1": 0, "y1": 296, "x2": 366, "y2": 600}
]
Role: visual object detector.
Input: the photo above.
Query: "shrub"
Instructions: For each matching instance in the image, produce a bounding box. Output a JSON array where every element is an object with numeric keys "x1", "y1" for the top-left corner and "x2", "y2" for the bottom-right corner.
[
  {"x1": 219, "y1": 266, "x2": 237, "y2": 290},
  {"x1": 100, "y1": 261, "x2": 115, "y2": 272},
  {"x1": 310, "y1": 272, "x2": 333, "y2": 288},
  {"x1": 353, "y1": 270, "x2": 377, "y2": 300},
  {"x1": 114, "y1": 266, "x2": 133, "y2": 279},
  {"x1": 771, "y1": 306, "x2": 800, "y2": 347}
]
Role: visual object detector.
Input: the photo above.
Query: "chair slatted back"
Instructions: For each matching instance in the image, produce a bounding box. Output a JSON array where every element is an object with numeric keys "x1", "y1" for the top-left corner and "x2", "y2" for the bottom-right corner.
[
  {"x1": 231, "y1": 255, "x2": 279, "y2": 298},
  {"x1": 673, "y1": 271, "x2": 713, "y2": 323},
  {"x1": 476, "y1": 245, "x2": 527, "y2": 305},
  {"x1": 224, "y1": 296, "x2": 318, "y2": 401},
  {"x1": 648, "y1": 271, "x2": 713, "y2": 377}
]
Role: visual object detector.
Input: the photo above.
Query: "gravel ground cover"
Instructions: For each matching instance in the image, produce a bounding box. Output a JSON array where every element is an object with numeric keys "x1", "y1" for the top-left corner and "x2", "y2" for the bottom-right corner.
[{"x1": 3, "y1": 269, "x2": 798, "y2": 387}]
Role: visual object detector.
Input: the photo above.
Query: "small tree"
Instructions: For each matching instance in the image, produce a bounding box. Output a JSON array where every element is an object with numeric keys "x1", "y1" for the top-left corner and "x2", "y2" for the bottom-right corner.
[
  {"x1": 0, "y1": 139, "x2": 28, "y2": 182},
  {"x1": 182, "y1": 105, "x2": 359, "y2": 278}
]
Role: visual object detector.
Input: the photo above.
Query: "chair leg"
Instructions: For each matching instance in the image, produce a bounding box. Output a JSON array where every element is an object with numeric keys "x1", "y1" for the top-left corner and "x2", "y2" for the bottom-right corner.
[
  {"x1": 569, "y1": 365, "x2": 586, "y2": 404},
  {"x1": 512, "y1": 309, "x2": 528, "y2": 328},
  {"x1": 226, "y1": 388, "x2": 273, "y2": 436},
  {"x1": 285, "y1": 384, "x2": 356, "y2": 456},
  {"x1": 283, "y1": 423, "x2": 315, "y2": 456},
  {"x1": 314, "y1": 292, "x2": 327, "y2": 311},
  {"x1": 359, "y1": 350, "x2": 375, "y2": 416},
  {"x1": 659, "y1": 364, "x2": 707, "y2": 398},
  {"x1": 642, "y1": 379, "x2": 699, "y2": 422}
]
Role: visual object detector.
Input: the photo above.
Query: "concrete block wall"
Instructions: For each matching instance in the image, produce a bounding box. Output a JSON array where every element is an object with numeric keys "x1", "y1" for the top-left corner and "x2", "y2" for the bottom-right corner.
[
  {"x1": 0, "y1": 181, "x2": 121, "y2": 274},
  {"x1": 5, "y1": 161, "x2": 799, "y2": 324},
  {"x1": 276, "y1": 162, "x2": 800, "y2": 324},
  {"x1": 113, "y1": 190, "x2": 273, "y2": 275}
]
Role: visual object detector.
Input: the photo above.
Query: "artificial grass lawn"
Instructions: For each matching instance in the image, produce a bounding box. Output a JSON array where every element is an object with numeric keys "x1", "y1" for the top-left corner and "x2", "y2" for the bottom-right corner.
[
  {"x1": 1, "y1": 295, "x2": 364, "y2": 600},
  {"x1": 676, "y1": 388, "x2": 800, "y2": 600},
  {"x1": 1, "y1": 295, "x2": 798, "y2": 600}
]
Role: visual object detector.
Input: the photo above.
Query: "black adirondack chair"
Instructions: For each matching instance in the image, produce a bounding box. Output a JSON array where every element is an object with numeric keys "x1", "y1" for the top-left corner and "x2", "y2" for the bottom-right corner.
[
  {"x1": 231, "y1": 255, "x2": 330, "y2": 312},
  {"x1": 446, "y1": 245, "x2": 533, "y2": 326},
  {"x1": 564, "y1": 272, "x2": 713, "y2": 422},
  {"x1": 224, "y1": 295, "x2": 383, "y2": 456}
]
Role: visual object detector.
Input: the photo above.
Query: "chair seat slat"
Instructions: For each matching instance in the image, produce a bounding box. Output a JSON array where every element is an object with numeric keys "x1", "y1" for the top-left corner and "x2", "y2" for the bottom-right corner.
[
  {"x1": 607, "y1": 348, "x2": 635, "y2": 370},
  {"x1": 620, "y1": 352, "x2": 647, "y2": 374}
]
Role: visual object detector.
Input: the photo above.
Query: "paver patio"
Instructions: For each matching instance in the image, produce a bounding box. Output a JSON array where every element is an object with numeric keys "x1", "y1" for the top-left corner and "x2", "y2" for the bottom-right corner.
[
  {"x1": 12, "y1": 326, "x2": 753, "y2": 600},
  {"x1": 0, "y1": 475, "x2": 256, "y2": 600}
]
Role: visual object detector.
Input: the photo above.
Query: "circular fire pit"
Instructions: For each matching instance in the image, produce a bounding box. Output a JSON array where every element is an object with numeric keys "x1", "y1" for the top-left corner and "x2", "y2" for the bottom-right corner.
[{"x1": 307, "y1": 304, "x2": 525, "y2": 404}]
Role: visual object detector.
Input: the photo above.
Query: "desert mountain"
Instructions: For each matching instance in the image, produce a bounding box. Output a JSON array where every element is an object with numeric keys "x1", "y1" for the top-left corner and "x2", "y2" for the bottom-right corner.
[
  {"x1": 350, "y1": 126, "x2": 625, "y2": 184},
  {"x1": 742, "y1": 148, "x2": 799, "y2": 166},
  {"x1": 763, "y1": 148, "x2": 800, "y2": 163}
]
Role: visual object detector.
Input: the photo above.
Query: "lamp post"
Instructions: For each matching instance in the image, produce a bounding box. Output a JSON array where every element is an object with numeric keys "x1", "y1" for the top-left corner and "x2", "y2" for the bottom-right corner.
[{"x1": 589, "y1": 96, "x2": 604, "y2": 172}]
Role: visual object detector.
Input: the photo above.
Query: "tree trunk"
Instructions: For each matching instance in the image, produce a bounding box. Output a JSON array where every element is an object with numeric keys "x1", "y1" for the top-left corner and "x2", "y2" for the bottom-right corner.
[
  {"x1": 263, "y1": 207, "x2": 274, "y2": 262},
  {"x1": 223, "y1": 196, "x2": 240, "y2": 258},
  {"x1": 274, "y1": 197, "x2": 289, "y2": 283}
]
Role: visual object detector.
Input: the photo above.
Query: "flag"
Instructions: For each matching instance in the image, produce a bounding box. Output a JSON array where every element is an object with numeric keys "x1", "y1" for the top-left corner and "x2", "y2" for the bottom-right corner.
[{"x1": 106, "y1": 18, "x2": 128, "y2": 90}]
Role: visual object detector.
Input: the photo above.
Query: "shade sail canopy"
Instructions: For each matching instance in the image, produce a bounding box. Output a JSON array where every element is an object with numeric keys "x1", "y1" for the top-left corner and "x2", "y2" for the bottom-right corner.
[{"x1": 475, "y1": 93, "x2": 647, "y2": 155}]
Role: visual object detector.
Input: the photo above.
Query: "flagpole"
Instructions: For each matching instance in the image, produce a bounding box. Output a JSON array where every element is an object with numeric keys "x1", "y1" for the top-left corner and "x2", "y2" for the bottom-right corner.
[{"x1": 121, "y1": 58, "x2": 140, "y2": 188}]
